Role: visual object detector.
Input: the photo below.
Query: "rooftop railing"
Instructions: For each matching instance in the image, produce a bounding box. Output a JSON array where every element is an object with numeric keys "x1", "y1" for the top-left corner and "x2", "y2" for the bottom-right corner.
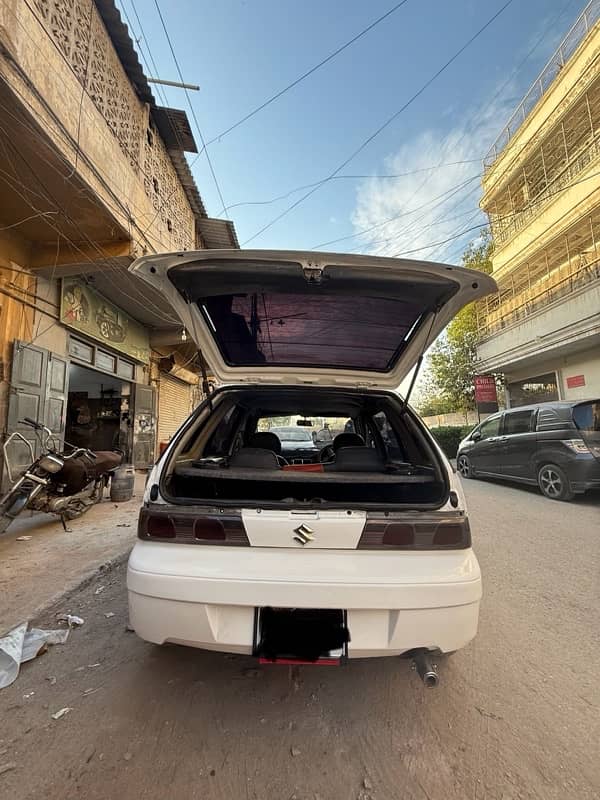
[{"x1": 484, "y1": 0, "x2": 600, "y2": 169}]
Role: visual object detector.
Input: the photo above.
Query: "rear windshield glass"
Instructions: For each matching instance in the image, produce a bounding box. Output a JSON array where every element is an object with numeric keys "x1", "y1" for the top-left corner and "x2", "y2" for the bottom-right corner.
[
  {"x1": 573, "y1": 401, "x2": 600, "y2": 432},
  {"x1": 200, "y1": 293, "x2": 423, "y2": 371}
]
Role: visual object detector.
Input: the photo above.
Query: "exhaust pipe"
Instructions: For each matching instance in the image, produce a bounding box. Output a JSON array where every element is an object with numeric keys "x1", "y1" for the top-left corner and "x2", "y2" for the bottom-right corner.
[{"x1": 412, "y1": 650, "x2": 439, "y2": 687}]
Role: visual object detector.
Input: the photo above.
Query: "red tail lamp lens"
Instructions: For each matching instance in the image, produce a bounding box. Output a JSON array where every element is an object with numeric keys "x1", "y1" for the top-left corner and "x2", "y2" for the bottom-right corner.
[
  {"x1": 433, "y1": 522, "x2": 469, "y2": 546},
  {"x1": 359, "y1": 517, "x2": 471, "y2": 549},
  {"x1": 382, "y1": 523, "x2": 414, "y2": 546},
  {"x1": 194, "y1": 518, "x2": 226, "y2": 540},
  {"x1": 146, "y1": 515, "x2": 176, "y2": 538}
]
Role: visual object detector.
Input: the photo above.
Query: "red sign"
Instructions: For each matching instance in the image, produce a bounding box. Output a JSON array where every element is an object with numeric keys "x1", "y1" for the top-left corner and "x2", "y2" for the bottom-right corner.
[
  {"x1": 474, "y1": 375, "x2": 498, "y2": 404},
  {"x1": 566, "y1": 374, "x2": 585, "y2": 389}
]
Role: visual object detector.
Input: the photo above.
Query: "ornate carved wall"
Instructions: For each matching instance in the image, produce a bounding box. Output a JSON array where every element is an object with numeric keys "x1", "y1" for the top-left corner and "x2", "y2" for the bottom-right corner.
[
  {"x1": 31, "y1": 0, "x2": 195, "y2": 250},
  {"x1": 143, "y1": 124, "x2": 195, "y2": 251}
]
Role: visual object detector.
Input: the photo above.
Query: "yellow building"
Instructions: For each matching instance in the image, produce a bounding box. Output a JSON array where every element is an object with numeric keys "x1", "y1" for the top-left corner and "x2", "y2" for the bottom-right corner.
[
  {"x1": 478, "y1": 0, "x2": 600, "y2": 406},
  {"x1": 0, "y1": 0, "x2": 237, "y2": 476}
]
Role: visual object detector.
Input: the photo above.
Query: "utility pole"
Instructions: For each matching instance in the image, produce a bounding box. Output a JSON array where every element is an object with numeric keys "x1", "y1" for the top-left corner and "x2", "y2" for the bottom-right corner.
[{"x1": 147, "y1": 78, "x2": 199, "y2": 91}]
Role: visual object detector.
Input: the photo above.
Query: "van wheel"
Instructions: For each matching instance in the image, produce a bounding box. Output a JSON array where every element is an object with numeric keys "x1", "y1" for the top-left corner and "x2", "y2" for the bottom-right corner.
[
  {"x1": 457, "y1": 455, "x2": 472, "y2": 479},
  {"x1": 537, "y1": 464, "x2": 574, "y2": 501}
]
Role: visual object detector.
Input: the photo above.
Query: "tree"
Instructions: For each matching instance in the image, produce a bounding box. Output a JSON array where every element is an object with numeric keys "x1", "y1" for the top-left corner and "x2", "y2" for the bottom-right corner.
[
  {"x1": 414, "y1": 369, "x2": 455, "y2": 417},
  {"x1": 426, "y1": 231, "x2": 494, "y2": 414}
]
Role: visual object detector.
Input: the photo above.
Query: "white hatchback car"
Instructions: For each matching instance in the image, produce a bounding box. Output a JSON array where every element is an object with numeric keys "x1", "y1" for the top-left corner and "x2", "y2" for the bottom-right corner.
[{"x1": 127, "y1": 249, "x2": 496, "y2": 685}]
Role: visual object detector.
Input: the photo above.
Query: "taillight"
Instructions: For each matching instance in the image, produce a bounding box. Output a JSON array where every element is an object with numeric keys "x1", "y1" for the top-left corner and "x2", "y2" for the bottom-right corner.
[
  {"x1": 146, "y1": 515, "x2": 176, "y2": 539},
  {"x1": 358, "y1": 515, "x2": 471, "y2": 550},
  {"x1": 562, "y1": 438, "x2": 591, "y2": 454},
  {"x1": 194, "y1": 518, "x2": 225, "y2": 540},
  {"x1": 138, "y1": 507, "x2": 249, "y2": 546}
]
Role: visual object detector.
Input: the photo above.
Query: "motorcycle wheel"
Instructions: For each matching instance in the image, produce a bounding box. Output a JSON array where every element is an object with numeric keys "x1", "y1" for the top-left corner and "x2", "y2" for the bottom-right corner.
[{"x1": 0, "y1": 490, "x2": 32, "y2": 533}]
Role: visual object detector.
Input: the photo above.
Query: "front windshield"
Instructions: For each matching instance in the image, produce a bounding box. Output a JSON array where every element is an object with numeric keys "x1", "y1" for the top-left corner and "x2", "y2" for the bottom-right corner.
[{"x1": 270, "y1": 428, "x2": 313, "y2": 442}]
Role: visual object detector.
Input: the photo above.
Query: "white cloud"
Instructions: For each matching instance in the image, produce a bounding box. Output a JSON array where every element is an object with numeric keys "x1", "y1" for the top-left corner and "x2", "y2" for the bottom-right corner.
[{"x1": 350, "y1": 88, "x2": 519, "y2": 263}]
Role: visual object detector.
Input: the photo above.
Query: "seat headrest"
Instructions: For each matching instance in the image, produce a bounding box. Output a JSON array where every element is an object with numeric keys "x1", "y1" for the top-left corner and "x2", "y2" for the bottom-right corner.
[
  {"x1": 229, "y1": 447, "x2": 281, "y2": 470},
  {"x1": 332, "y1": 432, "x2": 365, "y2": 452},
  {"x1": 247, "y1": 431, "x2": 282, "y2": 455},
  {"x1": 332, "y1": 446, "x2": 384, "y2": 473}
]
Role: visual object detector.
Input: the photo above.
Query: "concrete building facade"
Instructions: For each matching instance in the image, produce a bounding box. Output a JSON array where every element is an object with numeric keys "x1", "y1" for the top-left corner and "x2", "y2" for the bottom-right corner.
[
  {"x1": 477, "y1": 0, "x2": 600, "y2": 407},
  {"x1": 0, "y1": 0, "x2": 237, "y2": 476}
]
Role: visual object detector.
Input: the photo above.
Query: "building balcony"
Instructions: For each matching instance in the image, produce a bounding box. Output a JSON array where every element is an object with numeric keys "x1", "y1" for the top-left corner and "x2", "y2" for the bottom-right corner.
[
  {"x1": 491, "y1": 135, "x2": 600, "y2": 248},
  {"x1": 477, "y1": 263, "x2": 600, "y2": 377}
]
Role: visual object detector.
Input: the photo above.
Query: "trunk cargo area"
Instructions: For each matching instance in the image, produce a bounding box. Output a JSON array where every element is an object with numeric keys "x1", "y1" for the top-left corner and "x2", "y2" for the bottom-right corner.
[{"x1": 167, "y1": 465, "x2": 444, "y2": 506}]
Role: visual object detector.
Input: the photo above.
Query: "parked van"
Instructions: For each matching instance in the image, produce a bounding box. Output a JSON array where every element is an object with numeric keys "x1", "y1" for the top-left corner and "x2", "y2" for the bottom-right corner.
[{"x1": 457, "y1": 400, "x2": 600, "y2": 501}]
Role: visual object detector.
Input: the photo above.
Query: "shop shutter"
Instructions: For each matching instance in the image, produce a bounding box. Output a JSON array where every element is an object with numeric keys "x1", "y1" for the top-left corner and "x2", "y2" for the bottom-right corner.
[{"x1": 157, "y1": 374, "x2": 192, "y2": 448}]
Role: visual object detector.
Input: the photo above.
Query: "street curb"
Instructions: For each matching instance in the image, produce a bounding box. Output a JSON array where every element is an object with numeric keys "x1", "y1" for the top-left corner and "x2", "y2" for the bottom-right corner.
[
  {"x1": 3, "y1": 547, "x2": 132, "y2": 634},
  {"x1": 35, "y1": 547, "x2": 132, "y2": 620}
]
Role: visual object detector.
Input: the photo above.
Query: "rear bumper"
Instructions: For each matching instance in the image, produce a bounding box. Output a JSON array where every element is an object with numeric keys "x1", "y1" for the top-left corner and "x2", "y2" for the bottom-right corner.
[
  {"x1": 567, "y1": 457, "x2": 600, "y2": 492},
  {"x1": 127, "y1": 542, "x2": 482, "y2": 658},
  {"x1": 567, "y1": 458, "x2": 600, "y2": 492}
]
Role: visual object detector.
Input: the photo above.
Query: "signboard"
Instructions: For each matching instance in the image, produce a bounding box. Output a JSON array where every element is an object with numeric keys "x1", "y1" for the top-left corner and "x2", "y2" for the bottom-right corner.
[
  {"x1": 566, "y1": 374, "x2": 585, "y2": 389},
  {"x1": 60, "y1": 278, "x2": 150, "y2": 363},
  {"x1": 474, "y1": 375, "x2": 499, "y2": 413}
]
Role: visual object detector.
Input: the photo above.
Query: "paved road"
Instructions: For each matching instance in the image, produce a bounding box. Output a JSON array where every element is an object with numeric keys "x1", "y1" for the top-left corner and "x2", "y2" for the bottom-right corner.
[{"x1": 1, "y1": 480, "x2": 598, "y2": 800}]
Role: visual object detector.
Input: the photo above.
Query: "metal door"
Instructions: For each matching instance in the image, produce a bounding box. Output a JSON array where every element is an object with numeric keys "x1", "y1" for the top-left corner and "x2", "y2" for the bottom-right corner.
[
  {"x1": 468, "y1": 413, "x2": 504, "y2": 474},
  {"x1": 132, "y1": 383, "x2": 156, "y2": 469},
  {"x1": 46, "y1": 353, "x2": 69, "y2": 449},
  {"x1": 4, "y1": 342, "x2": 69, "y2": 486},
  {"x1": 499, "y1": 409, "x2": 537, "y2": 478}
]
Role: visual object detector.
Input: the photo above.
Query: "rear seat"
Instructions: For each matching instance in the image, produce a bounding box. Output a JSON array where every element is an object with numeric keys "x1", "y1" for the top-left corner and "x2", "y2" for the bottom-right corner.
[
  {"x1": 229, "y1": 448, "x2": 281, "y2": 470},
  {"x1": 325, "y1": 446, "x2": 385, "y2": 473}
]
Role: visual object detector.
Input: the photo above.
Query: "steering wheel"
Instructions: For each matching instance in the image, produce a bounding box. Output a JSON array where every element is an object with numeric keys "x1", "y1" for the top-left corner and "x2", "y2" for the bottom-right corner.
[
  {"x1": 276, "y1": 454, "x2": 289, "y2": 467},
  {"x1": 319, "y1": 444, "x2": 335, "y2": 463}
]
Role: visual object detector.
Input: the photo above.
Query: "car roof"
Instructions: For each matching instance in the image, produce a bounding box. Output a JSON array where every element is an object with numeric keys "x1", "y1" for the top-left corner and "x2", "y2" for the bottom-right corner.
[{"x1": 502, "y1": 399, "x2": 596, "y2": 414}]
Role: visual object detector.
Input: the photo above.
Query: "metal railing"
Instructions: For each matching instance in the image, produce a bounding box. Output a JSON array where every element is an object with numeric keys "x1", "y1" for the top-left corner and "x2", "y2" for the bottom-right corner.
[
  {"x1": 492, "y1": 135, "x2": 600, "y2": 244},
  {"x1": 478, "y1": 257, "x2": 600, "y2": 340},
  {"x1": 484, "y1": 0, "x2": 600, "y2": 169}
]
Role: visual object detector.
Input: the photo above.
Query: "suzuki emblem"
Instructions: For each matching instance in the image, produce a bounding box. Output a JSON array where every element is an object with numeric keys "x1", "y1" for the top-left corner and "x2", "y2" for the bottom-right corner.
[{"x1": 293, "y1": 523, "x2": 315, "y2": 545}]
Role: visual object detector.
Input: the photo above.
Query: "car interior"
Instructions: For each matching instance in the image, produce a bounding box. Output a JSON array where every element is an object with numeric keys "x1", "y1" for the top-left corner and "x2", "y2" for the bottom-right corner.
[{"x1": 160, "y1": 387, "x2": 449, "y2": 509}]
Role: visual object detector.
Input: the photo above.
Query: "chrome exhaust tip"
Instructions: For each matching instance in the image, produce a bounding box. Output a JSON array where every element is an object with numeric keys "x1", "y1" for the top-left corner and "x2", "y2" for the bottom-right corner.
[{"x1": 412, "y1": 650, "x2": 439, "y2": 687}]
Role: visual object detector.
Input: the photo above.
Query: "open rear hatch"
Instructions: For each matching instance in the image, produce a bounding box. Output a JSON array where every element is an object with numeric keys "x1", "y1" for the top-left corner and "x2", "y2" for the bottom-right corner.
[
  {"x1": 130, "y1": 249, "x2": 497, "y2": 390},
  {"x1": 573, "y1": 399, "x2": 600, "y2": 460}
]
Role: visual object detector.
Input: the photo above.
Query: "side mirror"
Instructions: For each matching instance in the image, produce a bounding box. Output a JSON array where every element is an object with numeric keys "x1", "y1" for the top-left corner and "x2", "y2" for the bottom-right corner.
[{"x1": 472, "y1": 430, "x2": 482, "y2": 442}]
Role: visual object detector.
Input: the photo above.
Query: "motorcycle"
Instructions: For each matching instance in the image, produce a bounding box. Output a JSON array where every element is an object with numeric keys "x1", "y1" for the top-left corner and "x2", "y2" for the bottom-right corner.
[{"x1": 0, "y1": 417, "x2": 123, "y2": 534}]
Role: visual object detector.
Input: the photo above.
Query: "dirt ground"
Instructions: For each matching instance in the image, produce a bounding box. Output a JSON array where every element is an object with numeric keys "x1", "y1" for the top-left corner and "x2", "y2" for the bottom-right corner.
[
  {"x1": 0, "y1": 478, "x2": 598, "y2": 800},
  {"x1": 0, "y1": 474, "x2": 144, "y2": 635}
]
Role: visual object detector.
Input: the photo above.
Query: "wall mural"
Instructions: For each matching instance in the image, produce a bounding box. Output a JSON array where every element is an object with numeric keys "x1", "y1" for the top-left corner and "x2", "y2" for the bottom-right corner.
[{"x1": 60, "y1": 278, "x2": 150, "y2": 363}]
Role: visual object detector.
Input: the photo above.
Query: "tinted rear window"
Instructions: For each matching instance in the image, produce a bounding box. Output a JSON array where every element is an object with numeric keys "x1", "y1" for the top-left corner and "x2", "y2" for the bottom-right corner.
[
  {"x1": 503, "y1": 410, "x2": 534, "y2": 435},
  {"x1": 573, "y1": 401, "x2": 600, "y2": 432},
  {"x1": 200, "y1": 293, "x2": 423, "y2": 371}
]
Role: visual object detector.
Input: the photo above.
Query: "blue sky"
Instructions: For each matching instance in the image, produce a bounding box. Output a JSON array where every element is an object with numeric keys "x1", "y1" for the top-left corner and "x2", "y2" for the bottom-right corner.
[{"x1": 117, "y1": 0, "x2": 584, "y2": 261}]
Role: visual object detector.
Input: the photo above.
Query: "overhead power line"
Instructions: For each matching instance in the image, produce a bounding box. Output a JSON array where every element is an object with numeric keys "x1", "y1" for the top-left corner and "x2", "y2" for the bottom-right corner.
[
  {"x1": 390, "y1": 164, "x2": 600, "y2": 258},
  {"x1": 312, "y1": 174, "x2": 481, "y2": 250},
  {"x1": 221, "y1": 158, "x2": 483, "y2": 213},
  {"x1": 152, "y1": 0, "x2": 229, "y2": 216},
  {"x1": 202, "y1": 0, "x2": 411, "y2": 149},
  {"x1": 352, "y1": 0, "x2": 579, "y2": 260},
  {"x1": 121, "y1": 0, "x2": 169, "y2": 106},
  {"x1": 242, "y1": 0, "x2": 516, "y2": 246},
  {"x1": 301, "y1": 0, "x2": 574, "y2": 260}
]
